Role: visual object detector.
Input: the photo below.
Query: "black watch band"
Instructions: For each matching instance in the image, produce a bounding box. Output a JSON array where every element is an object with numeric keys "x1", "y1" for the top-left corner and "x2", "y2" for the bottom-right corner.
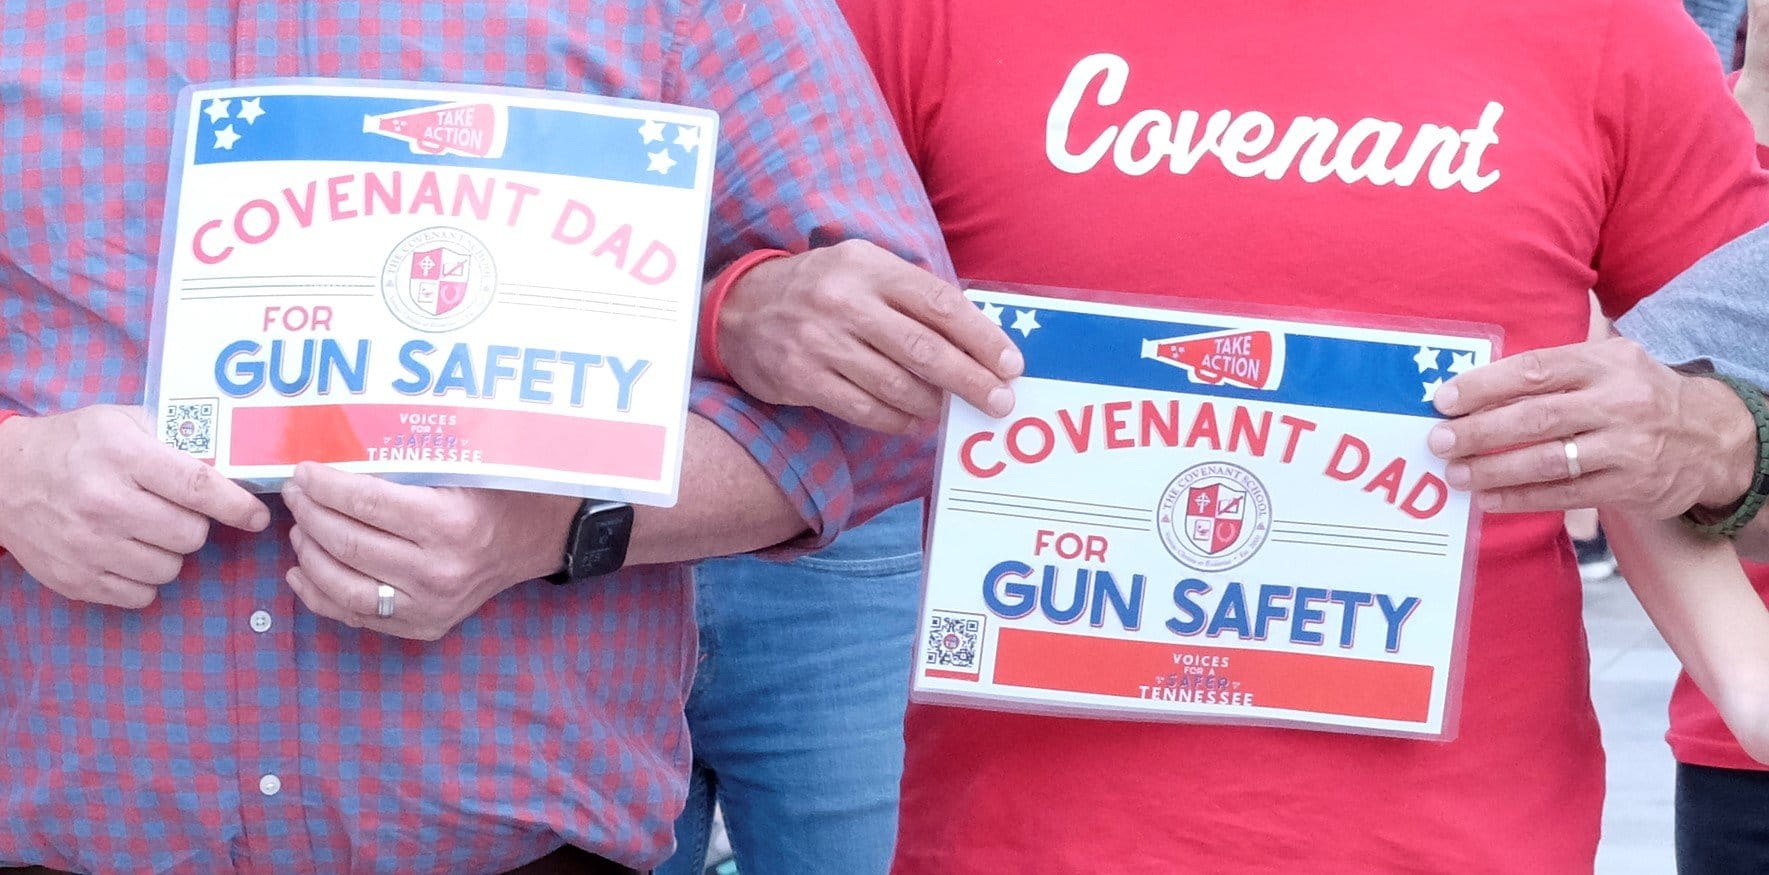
[{"x1": 545, "y1": 500, "x2": 634, "y2": 584}]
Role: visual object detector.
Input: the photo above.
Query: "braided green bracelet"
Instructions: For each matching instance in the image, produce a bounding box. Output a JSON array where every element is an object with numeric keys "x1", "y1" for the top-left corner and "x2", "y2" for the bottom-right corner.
[{"x1": 1685, "y1": 373, "x2": 1769, "y2": 539}]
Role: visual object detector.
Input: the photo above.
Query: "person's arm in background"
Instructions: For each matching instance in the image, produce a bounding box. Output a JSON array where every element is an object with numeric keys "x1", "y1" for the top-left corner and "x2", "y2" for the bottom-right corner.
[{"x1": 1607, "y1": 512, "x2": 1769, "y2": 761}]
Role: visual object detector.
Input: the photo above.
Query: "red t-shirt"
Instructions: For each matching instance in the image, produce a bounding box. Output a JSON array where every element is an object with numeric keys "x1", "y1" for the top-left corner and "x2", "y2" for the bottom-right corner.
[
  {"x1": 1669, "y1": 563, "x2": 1769, "y2": 770},
  {"x1": 837, "y1": 1, "x2": 1769, "y2": 871}
]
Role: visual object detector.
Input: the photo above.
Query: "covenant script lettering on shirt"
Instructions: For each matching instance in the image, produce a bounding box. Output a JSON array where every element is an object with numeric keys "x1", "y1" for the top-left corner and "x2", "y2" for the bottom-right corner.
[
  {"x1": 915, "y1": 289, "x2": 1496, "y2": 738},
  {"x1": 146, "y1": 80, "x2": 718, "y2": 504},
  {"x1": 1046, "y1": 53, "x2": 1501, "y2": 191}
]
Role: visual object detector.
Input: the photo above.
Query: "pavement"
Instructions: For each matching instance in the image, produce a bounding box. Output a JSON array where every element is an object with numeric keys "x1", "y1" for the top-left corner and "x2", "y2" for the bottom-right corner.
[{"x1": 1588, "y1": 570, "x2": 1682, "y2": 875}]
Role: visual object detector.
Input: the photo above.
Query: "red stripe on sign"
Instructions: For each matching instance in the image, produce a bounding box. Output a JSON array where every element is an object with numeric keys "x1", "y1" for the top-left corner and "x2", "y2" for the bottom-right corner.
[
  {"x1": 924, "y1": 668, "x2": 981, "y2": 682},
  {"x1": 992, "y1": 628, "x2": 1433, "y2": 723},
  {"x1": 229, "y1": 404, "x2": 666, "y2": 480}
]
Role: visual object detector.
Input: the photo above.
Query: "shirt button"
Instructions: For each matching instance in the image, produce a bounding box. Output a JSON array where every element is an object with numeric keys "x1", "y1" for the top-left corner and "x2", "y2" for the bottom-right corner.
[
  {"x1": 249, "y1": 610, "x2": 273, "y2": 633},
  {"x1": 259, "y1": 774, "x2": 282, "y2": 797}
]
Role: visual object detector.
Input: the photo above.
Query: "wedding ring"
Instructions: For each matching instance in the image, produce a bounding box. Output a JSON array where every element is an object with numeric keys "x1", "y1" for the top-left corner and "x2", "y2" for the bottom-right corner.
[
  {"x1": 1562, "y1": 438, "x2": 1582, "y2": 480},
  {"x1": 375, "y1": 584, "x2": 397, "y2": 619}
]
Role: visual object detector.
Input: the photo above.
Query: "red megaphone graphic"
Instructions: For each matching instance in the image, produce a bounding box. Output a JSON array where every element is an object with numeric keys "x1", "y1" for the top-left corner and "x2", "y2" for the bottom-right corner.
[
  {"x1": 363, "y1": 101, "x2": 508, "y2": 158},
  {"x1": 1141, "y1": 329, "x2": 1283, "y2": 390}
]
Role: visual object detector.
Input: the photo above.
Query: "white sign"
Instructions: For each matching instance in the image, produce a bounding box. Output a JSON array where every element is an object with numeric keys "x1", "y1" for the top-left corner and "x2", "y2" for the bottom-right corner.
[
  {"x1": 146, "y1": 79, "x2": 719, "y2": 505},
  {"x1": 915, "y1": 288, "x2": 1499, "y2": 739}
]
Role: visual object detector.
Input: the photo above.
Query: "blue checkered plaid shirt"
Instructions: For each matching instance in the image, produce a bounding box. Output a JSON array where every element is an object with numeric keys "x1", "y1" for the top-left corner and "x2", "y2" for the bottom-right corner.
[{"x1": 0, "y1": 2, "x2": 948, "y2": 872}]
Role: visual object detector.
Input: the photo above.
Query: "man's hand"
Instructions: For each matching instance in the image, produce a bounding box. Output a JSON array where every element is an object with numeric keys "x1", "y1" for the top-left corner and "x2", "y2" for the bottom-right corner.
[
  {"x1": 280, "y1": 462, "x2": 578, "y2": 641},
  {"x1": 715, "y1": 240, "x2": 1024, "y2": 433},
  {"x1": 0, "y1": 405, "x2": 271, "y2": 608},
  {"x1": 1427, "y1": 338, "x2": 1756, "y2": 516}
]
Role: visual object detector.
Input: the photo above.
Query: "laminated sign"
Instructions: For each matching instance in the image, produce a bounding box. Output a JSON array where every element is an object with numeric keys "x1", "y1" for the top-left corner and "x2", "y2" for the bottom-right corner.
[
  {"x1": 146, "y1": 80, "x2": 719, "y2": 504},
  {"x1": 914, "y1": 287, "x2": 1500, "y2": 738}
]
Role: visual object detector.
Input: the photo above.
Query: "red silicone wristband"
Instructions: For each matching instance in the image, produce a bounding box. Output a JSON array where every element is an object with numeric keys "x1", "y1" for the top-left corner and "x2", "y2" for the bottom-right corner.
[{"x1": 700, "y1": 249, "x2": 791, "y2": 383}]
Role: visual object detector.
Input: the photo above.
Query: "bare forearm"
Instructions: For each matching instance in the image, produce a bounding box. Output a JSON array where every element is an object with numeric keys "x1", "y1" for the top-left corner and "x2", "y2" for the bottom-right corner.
[
  {"x1": 1606, "y1": 509, "x2": 1769, "y2": 762},
  {"x1": 624, "y1": 414, "x2": 807, "y2": 566}
]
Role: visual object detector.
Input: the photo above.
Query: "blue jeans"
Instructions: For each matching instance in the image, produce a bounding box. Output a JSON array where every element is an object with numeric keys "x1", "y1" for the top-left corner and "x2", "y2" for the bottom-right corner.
[
  {"x1": 1684, "y1": 0, "x2": 1746, "y2": 68},
  {"x1": 656, "y1": 502, "x2": 923, "y2": 875}
]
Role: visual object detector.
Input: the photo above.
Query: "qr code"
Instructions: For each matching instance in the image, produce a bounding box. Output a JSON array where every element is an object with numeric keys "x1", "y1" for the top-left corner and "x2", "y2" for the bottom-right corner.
[
  {"x1": 924, "y1": 611, "x2": 985, "y2": 671},
  {"x1": 162, "y1": 399, "x2": 218, "y2": 458}
]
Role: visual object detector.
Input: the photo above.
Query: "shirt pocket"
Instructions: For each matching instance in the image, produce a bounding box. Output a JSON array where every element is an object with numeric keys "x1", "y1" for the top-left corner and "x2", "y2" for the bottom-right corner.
[{"x1": 791, "y1": 500, "x2": 924, "y2": 577}]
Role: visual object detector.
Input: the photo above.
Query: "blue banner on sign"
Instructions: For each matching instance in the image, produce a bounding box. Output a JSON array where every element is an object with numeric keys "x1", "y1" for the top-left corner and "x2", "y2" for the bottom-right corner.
[
  {"x1": 188, "y1": 91, "x2": 705, "y2": 190},
  {"x1": 994, "y1": 302, "x2": 1480, "y2": 419}
]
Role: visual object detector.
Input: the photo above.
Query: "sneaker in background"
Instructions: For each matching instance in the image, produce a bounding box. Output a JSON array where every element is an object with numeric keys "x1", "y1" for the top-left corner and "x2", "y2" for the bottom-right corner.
[
  {"x1": 703, "y1": 806, "x2": 737, "y2": 875},
  {"x1": 1575, "y1": 527, "x2": 1618, "y2": 581}
]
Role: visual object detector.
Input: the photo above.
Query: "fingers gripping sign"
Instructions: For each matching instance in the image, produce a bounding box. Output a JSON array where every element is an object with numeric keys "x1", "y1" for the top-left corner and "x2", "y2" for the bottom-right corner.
[
  {"x1": 717, "y1": 240, "x2": 1025, "y2": 434},
  {"x1": 1427, "y1": 338, "x2": 1757, "y2": 516},
  {"x1": 0, "y1": 405, "x2": 271, "y2": 608},
  {"x1": 281, "y1": 462, "x2": 577, "y2": 641},
  {"x1": 132, "y1": 441, "x2": 276, "y2": 534},
  {"x1": 285, "y1": 524, "x2": 392, "y2": 630}
]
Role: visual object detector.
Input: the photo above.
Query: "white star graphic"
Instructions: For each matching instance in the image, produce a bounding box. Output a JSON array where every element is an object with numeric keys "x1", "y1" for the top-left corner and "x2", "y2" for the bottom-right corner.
[
  {"x1": 673, "y1": 125, "x2": 702, "y2": 152},
  {"x1": 1011, "y1": 309, "x2": 1041, "y2": 337},
  {"x1": 647, "y1": 148, "x2": 678, "y2": 174},
  {"x1": 236, "y1": 97, "x2": 266, "y2": 125},
  {"x1": 1421, "y1": 378, "x2": 1445, "y2": 403},
  {"x1": 204, "y1": 98, "x2": 231, "y2": 124},
  {"x1": 1447, "y1": 351, "x2": 1478, "y2": 375},
  {"x1": 1413, "y1": 345, "x2": 1442, "y2": 373},
  {"x1": 638, "y1": 118, "x2": 667, "y2": 144},
  {"x1": 979, "y1": 301, "x2": 1005, "y2": 325},
  {"x1": 212, "y1": 124, "x2": 242, "y2": 151}
]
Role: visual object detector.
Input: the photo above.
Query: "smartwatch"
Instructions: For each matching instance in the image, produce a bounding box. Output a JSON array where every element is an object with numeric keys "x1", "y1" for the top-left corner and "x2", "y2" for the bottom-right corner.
[{"x1": 545, "y1": 500, "x2": 634, "y2": 584}]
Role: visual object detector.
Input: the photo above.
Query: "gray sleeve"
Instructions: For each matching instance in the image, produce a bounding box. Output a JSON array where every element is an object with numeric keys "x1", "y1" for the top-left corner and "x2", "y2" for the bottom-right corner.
[{"x1": 1616, "y1": 221, "x2": 1769, "y2": 389}]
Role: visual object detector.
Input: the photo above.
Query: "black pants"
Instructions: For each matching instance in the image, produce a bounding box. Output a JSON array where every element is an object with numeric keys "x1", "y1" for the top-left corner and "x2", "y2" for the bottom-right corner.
[
  {"x1": 1676, "y1": 762, "x2": 1769, "y2": 874},
  {"x1": 2, "y1": 842, "x2": 641, "y2": 875}
]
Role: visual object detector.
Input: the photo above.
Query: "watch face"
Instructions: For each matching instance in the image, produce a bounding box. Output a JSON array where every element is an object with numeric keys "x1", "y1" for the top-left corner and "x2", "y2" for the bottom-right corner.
[
  {"x1": 567, "y1": 503, "x2": 633, "y2": 580},
  {"x1": 588, "y1": 516, "x2": 628, "y2": 550}
]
